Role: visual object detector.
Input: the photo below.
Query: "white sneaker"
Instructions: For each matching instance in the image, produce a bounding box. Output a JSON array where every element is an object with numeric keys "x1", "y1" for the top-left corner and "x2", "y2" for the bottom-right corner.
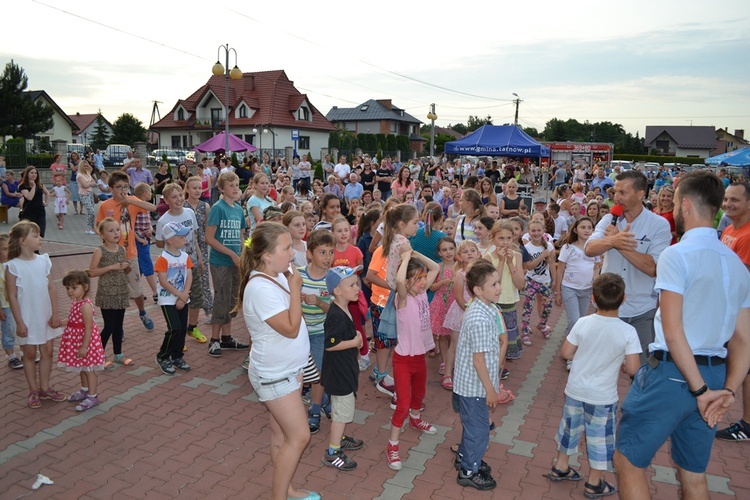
[{"x1": 358, "y1": 356, "x2": 371, "y2": 372}]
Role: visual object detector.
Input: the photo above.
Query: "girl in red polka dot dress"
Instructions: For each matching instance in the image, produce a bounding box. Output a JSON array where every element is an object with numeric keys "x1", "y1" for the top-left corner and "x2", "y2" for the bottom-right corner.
[{"x1": 57, "y1": 270, "x2": 106, "y2": 411}]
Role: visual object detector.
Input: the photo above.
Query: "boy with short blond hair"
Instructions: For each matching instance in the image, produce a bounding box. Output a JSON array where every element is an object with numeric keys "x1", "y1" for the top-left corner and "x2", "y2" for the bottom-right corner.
[
  {"x1": 156, "y1": 183, "x2": 205, "y2": 344},
  {"x1": 205, "y1": 172, "x2": 248, "y2": 357}
]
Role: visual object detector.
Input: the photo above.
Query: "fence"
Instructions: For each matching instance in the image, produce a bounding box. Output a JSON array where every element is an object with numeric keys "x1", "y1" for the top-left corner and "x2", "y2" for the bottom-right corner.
[{"x1": 0, "y1": 142, "x2": 55, "y2": 170}]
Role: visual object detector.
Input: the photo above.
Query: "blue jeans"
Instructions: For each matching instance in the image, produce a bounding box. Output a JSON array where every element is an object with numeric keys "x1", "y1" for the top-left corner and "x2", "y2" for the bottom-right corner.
[
  {"x1": 456, "y1": 394, "x2": 490, "y2": 473},
  {"x1": 1, "y1": 307, "x2": 16, "y2": 350}
]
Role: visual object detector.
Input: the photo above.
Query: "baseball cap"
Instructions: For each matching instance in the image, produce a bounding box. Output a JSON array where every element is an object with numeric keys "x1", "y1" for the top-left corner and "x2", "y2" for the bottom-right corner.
[
  {"x1": 162, "y1": 222, "x2": 191, "y2": 240},
  {"x1": 533, "y1": 197, "x2": 547, "y2": 205},
  {"x1": 326, "y1": 265, "x2": 363, "y2": 295}
]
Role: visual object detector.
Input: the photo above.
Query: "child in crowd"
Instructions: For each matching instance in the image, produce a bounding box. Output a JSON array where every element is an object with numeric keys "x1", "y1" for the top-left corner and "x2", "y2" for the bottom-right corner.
[
  {"x1": 246, "y1": 173, "x2": 275, "y2": 233},
  {"x1": 6, "y1": 221, "x2": 63, "y2": 408},
  {"x1": 205, "y1": 172, "x2": 249, "y2": 357},
  {"x1": 184, "y1": 176, "x2": 213, "y2": 322},
  {"x1": 89, "y1": 218, "x2": 133, "y2": 369},
  {"x1": 554, "y1": 217, "x2": 601, "y2": 361},
  {"x1": 485, "y1": 220, "x2": 526, "y2": 362},
  {"x1": 313, "y1": 194, "x2": 342, "y2": 231},
  {"x1": 133, "y1": 182, "x2": 159, "y2": 303},
  {"x1": 429, "y1": 237, "x2": 456, "y2": 376},
  {"x1": 51, "y1": 176, "x2": 71, "y2": 230},
  {"x1": 300, "y1": 229, "x2": 335, "y2": 434},
  {"x1": 156, "y1": 183, "x2": 205, "y2": 343},
  {"x1": 154, "y1": 161, "x2": 172, "y2": 204},
  {"x1": 154, "y1": 222, "x2": 194, "y2": 375},
  {"x1": 474, "y1": 216, "x2": 495, "y2": 255},
  {"x1": 485, "y1": 202, "x2": 500, "y2": 220},
  {"x1": 386, "y1": 251, "x2": 440, "y2": 470},
  {"x1": 283, "y1": 210, "x2": 308, "y2": 268},
  {"x1": 95, "y1": 171, "x2": 156, "y2": 331},
  {"x1": 58, "y1": 270, "x2": 106, "y2": 411},
  {"x1": 441, "y1": 240, "x2": 480, "y2": 390},
  {"x1": 453, "y1": 259, "x2": 504, "y2": 491},
  {"x1": 331, "y1": 216, "x2": 367, "y2": 351},
  {"x1": 521, "y1": 219, "x2": 556, "y2": 345},
  {"x1": 321, "y1": 266, "x2": 365, "y2": 471},
  {"x1": 548, "y1": 202, "x2": 569, "y2": 245},
  {"x1": 0, "y1": 233, "x2": 22, "y2": 369},
  {"x1": 442, "y1": 218, "x2": 457, "y2": 241},
  {"x1": 547, "y1": 273, "x2": 641, "y2": 499}
]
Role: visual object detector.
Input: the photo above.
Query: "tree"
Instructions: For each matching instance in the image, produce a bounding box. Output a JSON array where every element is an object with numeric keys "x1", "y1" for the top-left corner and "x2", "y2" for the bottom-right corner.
[
  {"x1": 89, "y1": 112, "x2": 110, "y2": 151},
  {"x1": 110, "y1": 113, "x2": 147, "y2": 145},
  {"x1": 0, "y1": 60, "x2": 54, "y2": 138},
  {"x1": 467, "y1": 115, "x2": 492, "y2": 132},
  {"x1": 522, "y1": 126, "x2": 540, "y2": 138},
  {"x1": 449, "y1": 123, "x2": 468, "y2": 135}
]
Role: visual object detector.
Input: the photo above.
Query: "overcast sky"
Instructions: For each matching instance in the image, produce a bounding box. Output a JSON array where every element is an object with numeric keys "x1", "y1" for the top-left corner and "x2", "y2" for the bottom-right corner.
[{"x1": 4, "y1": 0, "x2": 749, "y2": 138}]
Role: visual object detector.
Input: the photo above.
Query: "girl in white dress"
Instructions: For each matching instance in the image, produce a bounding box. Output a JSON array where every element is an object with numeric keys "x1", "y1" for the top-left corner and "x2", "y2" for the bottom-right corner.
[{"x1": 6, "y1": 221, "x2": 64, "y2": 408}]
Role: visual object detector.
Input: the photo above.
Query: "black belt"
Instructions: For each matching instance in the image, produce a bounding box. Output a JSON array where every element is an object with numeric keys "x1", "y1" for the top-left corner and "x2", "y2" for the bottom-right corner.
[{"x1": 651, "y1": 350, "x2": 725, "y2": 366}]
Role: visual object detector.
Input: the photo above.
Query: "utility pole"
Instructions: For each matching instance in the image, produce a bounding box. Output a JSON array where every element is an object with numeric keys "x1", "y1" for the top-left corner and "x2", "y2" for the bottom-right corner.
[{"x1": 513, "y1": 93, "x2": 521, "y2": 126}]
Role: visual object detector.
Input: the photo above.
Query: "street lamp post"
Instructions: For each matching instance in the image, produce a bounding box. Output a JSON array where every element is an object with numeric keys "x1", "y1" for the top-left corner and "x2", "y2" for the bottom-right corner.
[
  {"x1": 212, "y1": 44, "x2": 242, "y2": 155},
  {"x1": 427, "y1": 104, "x2": 437, "y2": 159},
  {"x1": 252, "y1": 124, "x2": 276, "y2": 159}
]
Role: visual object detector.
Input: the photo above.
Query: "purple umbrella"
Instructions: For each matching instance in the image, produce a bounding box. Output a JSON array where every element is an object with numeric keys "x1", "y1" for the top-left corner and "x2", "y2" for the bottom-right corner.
[{"x1": 193, "y1": 131, "x2": 258, "y2": 153}]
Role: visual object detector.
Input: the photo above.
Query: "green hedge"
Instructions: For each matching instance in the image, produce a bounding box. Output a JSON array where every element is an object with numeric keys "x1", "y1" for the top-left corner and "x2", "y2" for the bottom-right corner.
[{"x1": 612, "y1": 154, "x2": 709, "y2": 165}]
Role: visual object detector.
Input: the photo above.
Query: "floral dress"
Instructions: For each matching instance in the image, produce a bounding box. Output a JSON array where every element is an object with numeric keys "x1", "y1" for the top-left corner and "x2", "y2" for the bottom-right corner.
[
  {"x1": 429, "y1": 263, "x2": 454, "y2": 337},
  {"x1": 58, "y1": 299, "x2": 106, "y2": 372},
  {"x1": 188, "y1": 199, "x2": 213, "y2": 315}
]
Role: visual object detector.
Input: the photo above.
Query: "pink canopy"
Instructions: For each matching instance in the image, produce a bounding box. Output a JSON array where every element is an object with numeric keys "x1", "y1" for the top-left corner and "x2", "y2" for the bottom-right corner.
[{"x1": 193, "y1": 131, "x2": 257, "y2": 153}]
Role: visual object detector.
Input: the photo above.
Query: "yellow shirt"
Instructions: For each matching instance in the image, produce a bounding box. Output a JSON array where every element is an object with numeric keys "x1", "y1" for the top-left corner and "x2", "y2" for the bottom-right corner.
[{"x1": 483, "y1": 250, "x2": 519, "y2": 305}]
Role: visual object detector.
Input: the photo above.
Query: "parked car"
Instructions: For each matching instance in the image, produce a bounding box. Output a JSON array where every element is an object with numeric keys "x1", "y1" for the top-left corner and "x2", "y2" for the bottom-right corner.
[
  {"x1": 104, "y1": 144, "x2": 132, "y2": 167},
  {"x1": 67, "y1": 144, "x2": 91, "y2": 157},
  {"x1": 611, "y1": 160, "x2": 634, "y2": 171},
  {"x1": 148, "y1": 148, "x2": 189, "y2": 166}
]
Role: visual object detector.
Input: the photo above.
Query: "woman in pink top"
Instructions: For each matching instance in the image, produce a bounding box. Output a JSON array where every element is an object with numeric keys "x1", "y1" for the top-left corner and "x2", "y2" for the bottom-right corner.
[
  {"x1": 385, "y1": 250, "x2": 440, "y2": 471},
  {"x1": 391, "y1": 166, "x2": 416, "y2": 200},
  {"x1": 50, "y1": 154, "x2": 67, "y2": 185}
]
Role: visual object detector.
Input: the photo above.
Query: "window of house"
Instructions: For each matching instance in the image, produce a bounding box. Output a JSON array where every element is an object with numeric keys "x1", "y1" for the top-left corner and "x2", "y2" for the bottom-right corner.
[
  {"x1": 177, "y1": 108, "x2": 185, "y2": 121},
  {"x1": 299, "y1": 136, "x2": 310, "y2": 149},
  {"x1": 244, "y1": 134, "x2": 255, "y2": 144},
  {"x1": 298, "y1": 106, "x2": 310, "y2": 121},
  {"x1": 171, "y1": 136, "x2": 181, "y2": 148},
  {"x1": 239, "y1": 104, "x2": 247, "y2": 118},
  {"x1": 655, "y1": 140, "x2": 669, "y2": 152},
  {"x1": 391, "y1": 122, "x2": 398, "y2": 134},
  {"x1": 211, "y1": 108, "x2": 222, "y2": 128}
]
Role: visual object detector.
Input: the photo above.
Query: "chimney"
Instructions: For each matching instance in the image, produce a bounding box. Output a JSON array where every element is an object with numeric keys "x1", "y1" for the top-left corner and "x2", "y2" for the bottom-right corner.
[
  {"x1": 735, "y1": 129, "x2": 744, "y2": 140},
  {"x1": 377, "y1": 99, "x2": 392, "y2": 110},
  {"x1": 245, "y1": 75, "x2": 254, "y2": 92}
]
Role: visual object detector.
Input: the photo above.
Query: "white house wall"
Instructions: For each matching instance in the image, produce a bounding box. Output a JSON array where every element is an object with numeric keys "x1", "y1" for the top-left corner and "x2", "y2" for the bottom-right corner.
[{"x1": 675, "y1": 147, "x2": 711, "y2": 158}]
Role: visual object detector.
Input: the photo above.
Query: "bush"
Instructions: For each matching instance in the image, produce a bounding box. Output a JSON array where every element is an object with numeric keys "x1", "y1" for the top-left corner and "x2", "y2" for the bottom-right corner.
[{"x1": 313, "y1": 161, "x2": 324, "y2": 182}]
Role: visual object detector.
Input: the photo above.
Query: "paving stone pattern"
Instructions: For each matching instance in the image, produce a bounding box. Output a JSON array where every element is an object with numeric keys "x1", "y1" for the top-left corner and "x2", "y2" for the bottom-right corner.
[{"x1": 0, "y1": 208, "x2": 748, "y2": 499}]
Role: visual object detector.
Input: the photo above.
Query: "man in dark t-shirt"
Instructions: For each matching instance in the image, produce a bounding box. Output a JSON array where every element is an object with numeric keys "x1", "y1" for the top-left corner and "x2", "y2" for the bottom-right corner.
[{"x1": 375, "y1": 166, "x2": 393, "y2": 200}]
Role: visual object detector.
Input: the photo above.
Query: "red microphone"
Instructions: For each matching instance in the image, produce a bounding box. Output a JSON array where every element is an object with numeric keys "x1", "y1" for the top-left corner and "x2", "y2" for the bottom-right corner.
[{"x1": 610, "y1": 204, "x2": 624, "y2": 227}]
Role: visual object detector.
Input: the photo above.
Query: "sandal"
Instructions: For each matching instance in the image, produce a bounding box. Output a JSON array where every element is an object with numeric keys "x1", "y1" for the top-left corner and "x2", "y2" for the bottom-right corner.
[
  {"x1": 114, "y1": 354, "x2": 134, "y2": 366},
  {"x1": 39, "y1": 387, "x2": 67, "y2": 402},
  {"x1": 104, "y1": 360, "x2": 116, "y2": 370},
  {"x1": 438, "y1": 362, "x2": 445, "y2": 376},
  {"x1": 28, "y1": 391, "x2": 41, "y2": 409},
  {"x1": 584, "y1": 479, "x2": 616, "y2": 498},
  {"x1": 546, "y1": 466, "x2": 582, "y2": 482},
  {"x1": 441, "y1": 376, "x2": 453, "y2": 390}
]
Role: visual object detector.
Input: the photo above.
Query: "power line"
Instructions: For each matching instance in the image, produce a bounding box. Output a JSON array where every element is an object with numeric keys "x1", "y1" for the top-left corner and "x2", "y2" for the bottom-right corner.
[{"x1": 32, "y1": 0, "x2": 205, "y2": 60}]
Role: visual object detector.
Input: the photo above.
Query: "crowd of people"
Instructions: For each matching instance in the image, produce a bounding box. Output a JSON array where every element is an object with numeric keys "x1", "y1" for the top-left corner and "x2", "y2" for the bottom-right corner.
[{"x1": 2, "y1": 151, "x2": 749, "y2": 500}]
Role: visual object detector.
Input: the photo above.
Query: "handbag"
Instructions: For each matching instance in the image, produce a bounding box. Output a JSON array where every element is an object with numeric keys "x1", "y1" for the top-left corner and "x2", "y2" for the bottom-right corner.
[
  {"x1": 247, "y1": 273, "x2": 320, "y2": 384},
  {"x1": 378, "y1": 289, "x2": 399, "y2": 340}
]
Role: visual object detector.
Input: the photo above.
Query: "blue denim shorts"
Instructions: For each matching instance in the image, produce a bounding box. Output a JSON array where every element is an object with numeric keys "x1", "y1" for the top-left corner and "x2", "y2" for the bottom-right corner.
[
  {"x1": 248, "y1": 366, "x2": 302, "y2": 402},
  {"x1": 309, "y1": 334, "x2": 324, "y2": 373},
  {"x1": 136, "y1": 240, "x2": 154, "y2": 277},
  {"x1": 617, "y1": 357, "x2": 725, "y2": 473}
]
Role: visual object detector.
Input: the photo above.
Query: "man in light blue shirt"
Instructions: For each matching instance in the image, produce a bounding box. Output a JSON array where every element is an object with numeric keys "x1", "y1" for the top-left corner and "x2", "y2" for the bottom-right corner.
[
  {"x1": 591, "y1": 167, "x2": 615, "y2": 200},
  {"x1": 93, "y1": 149, "x2": 104, "y2": 171},
  {"x1": 343, "y1": 173, "x2": 363, "y2": 204},
  {"x1": 614, "y1": 170, "x2": 750, "y2": 500},
  {"x1": 585, "y1": 170, "x2": 671, "y2": 363}
]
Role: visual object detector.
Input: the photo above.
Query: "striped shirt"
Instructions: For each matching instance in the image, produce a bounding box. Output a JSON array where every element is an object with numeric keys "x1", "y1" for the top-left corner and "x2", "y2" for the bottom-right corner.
[{"x1": 298, "y1": 266, "x2": 331, "y2": 336}]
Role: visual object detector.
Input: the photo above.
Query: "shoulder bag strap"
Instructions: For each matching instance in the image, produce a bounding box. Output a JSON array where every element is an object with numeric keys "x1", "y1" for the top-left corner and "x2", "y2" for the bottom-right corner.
[{"x1": 247, "y1": 273, "x2": 290, "y2": 295}]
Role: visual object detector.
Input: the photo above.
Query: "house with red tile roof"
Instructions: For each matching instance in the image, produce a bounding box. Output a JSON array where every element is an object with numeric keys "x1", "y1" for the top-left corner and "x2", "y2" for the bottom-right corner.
[
  {"x1": 151, "y1": 70, "x2": 335, "y2": 159},
  {"x1": 68, "y1": 112, "x2": 113, "y2": 145}
]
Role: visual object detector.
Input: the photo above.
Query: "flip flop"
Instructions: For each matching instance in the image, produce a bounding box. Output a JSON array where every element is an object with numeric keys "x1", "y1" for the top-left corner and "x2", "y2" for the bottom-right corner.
[
  {"x1": 104, "y1": 361, "x2": 116, "y2": 370},
  {"x1": 114, "y1": 355, "x2": 134, "y2": 366}
]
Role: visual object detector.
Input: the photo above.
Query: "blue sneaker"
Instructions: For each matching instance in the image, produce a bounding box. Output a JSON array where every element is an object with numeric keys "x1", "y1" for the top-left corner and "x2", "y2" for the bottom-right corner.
[{"x1": 140, "y1": 311, "x2": 154, "y2": 330}]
